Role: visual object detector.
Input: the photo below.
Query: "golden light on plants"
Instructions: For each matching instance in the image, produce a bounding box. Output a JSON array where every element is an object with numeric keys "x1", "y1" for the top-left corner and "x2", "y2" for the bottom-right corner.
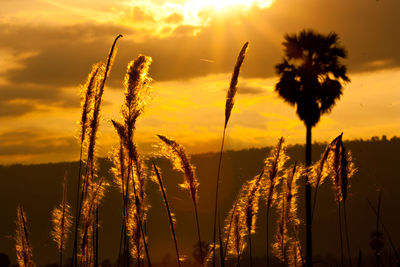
[{"x1": 1, "y1": 0, "x2": 400, "y2": 266}]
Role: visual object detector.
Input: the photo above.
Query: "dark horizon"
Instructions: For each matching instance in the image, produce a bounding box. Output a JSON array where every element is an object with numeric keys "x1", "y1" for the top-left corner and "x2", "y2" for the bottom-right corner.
[{"x1": 1, "y1": 137, "x2": 399, "y2": 266}]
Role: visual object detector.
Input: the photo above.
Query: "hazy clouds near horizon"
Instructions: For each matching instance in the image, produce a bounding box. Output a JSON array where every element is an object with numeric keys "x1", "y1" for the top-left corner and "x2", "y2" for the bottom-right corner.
[{"x1": 0, "y1": 0, "x2": 399, "y2": 163}]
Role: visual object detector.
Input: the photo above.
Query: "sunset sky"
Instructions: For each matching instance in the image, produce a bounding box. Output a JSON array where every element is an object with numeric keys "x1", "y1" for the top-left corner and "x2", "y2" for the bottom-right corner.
[{"x1": 0, "y1": 0, "x2": 399, "y2": 164}]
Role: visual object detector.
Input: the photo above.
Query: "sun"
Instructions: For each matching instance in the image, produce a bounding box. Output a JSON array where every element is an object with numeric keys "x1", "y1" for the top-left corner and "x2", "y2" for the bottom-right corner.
[{"x1": 184, "y1": 0, "x2": 275, "y2": 11}]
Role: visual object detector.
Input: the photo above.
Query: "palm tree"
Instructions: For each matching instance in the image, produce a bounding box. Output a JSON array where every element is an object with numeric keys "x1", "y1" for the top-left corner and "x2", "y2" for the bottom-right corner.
[{"x1": 274, "y1": 29, "x2": 350, "y2": 266}]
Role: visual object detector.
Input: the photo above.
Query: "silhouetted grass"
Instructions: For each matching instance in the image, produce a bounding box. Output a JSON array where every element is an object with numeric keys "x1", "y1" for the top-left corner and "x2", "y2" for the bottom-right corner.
[{"x1": 6, "y1": 32, "x2": 368, "y2": 267}]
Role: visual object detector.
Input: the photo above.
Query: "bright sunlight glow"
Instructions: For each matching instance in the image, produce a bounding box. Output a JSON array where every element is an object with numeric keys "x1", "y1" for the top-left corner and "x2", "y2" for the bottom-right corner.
[
  {"x1": 121, "y1": 0, "x2": 275, "y2": 38},
  {"x1": 184, "y1": 0, "x2": 274, "y2": 11}
]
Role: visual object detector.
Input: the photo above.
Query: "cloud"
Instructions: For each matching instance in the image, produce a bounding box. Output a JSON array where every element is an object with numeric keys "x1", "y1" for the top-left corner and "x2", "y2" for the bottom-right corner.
[
  {"x1": 0, "y1": 0, "x2": 399, "y2": 162},
  {"x1": 0, "y1": 130, "x2": 79, "y2": 164},
  {"x1": 0, "y1": 0, "x2": 399, "y2": 91},
  {"x1": 238, "y1": 85, "x2": 265, "y2": 95},
  {"x1": 0, "y1": 83, "x2": 79, "y2": 117},
  {"x1": 165, "y1": 13, "x2": 184, "y2": 24},
  {"x1": 0, "y1": 101, "x2": 36, "y2": 117}
]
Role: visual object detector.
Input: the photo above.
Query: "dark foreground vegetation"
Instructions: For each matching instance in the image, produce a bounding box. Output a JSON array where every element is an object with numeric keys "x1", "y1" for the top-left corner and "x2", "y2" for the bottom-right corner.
[{"x1": 1, "y1": 136, "x2": 399, "y2": 266}]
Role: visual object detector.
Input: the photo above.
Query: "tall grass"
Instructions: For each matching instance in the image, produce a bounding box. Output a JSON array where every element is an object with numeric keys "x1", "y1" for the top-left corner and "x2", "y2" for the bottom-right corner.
[
  {"x1": 367, "y1": 194, "x2": 400, "y2": 264},
  {"x1": 331, "y1": 135, "x2": 356, "y2": 267},
  {"x1": 262, "y1": 137, "x2": 288, "y2": 266},
  {"x1": 224, "y1": 200, "x2": 246, "y2": 266},
  {"x1": 310, "y1": 133, "x2": 355, "y2": 266},
  {"x1": 242, "y1": 170, "x2": 264, "y2": 267},
  {"x1": 152, "y1": 161, "x2": 182, "y2": 267},
  {"x1": 157, "y1": 134, "x2": 204, "y2": 266},
  {"x1": 212, "y1": 42, "x2": 249, "y2": 267},
  {"x1": 15, "y1": 206, "x2": 34, "y2": 267},
  {"x1": 72, "y1": 34, "x2": 122, "y2": 267},
  {"x1": 310, "y1": 134, "x2": 342, "y2": 221},
  {"x1": 51, "y1": 172, "x2": 73, "y2": 267},
  {"x1": 111, "y1": 54, "x2": 153, "y2": 267},
  {"x1": 272, "y1": 163, "x2": 302, "y2": 266},
  {"x1": 7, "y1": 36, "x2": 365, "y2": 267}
]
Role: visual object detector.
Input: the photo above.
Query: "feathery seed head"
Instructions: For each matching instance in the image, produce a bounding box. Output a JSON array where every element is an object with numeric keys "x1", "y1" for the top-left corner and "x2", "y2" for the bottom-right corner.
[
  {"x1": 225, "y1": 207, "x2": 246, "y2": 257},
  {"x1": 241, "y1": 170, "x2": 263, "y2": 235},
  {"x1": 51, "y1": 205, "x2": 73, "y2": 252},
  {"x1": 310, "y1": 132, "x2": 343, "y2": 188},
  {"x1": 157, "y1": 134, "x2": 199, "y2": 203},
  {"x1": 79, "y1": 63, "x2": 104, "y2": 144},
  {"x1": 15, "y1": 206, "x2": 34, "y2": 267},
  {"x1": 110, "y1": 144, "x2": 128, "y2": 193},
  {"x1": 283, "y1": 163, "x2": 301, "y2": 225},
  {"x1": 287, "y1": 242, "x2": 302, "y2": 266},
  {"x1": 123, "y1": 55, "x2": 153, "y2": 128},
  {"x1": 263, "y1": 137, "x2": 289, "y2": 208},
  {"x1": 51, "y1": 174, "x2": 73, "y2": 253},
  {"x1": 225, "y1": 42, "x2": 249, "y2": 128},
  {"x1": 329, "y1": 134, "x2": 356, "y2": 202}
]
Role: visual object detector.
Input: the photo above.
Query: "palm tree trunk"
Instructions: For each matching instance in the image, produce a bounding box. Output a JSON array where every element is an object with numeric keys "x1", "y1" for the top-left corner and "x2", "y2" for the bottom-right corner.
[{"x1": 305, "y1": 124, "x2": 312, "y2": 267}]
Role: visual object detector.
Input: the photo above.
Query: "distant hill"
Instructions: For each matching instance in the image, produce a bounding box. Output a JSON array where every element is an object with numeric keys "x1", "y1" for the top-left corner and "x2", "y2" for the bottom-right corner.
[{"x1": 1, "y1": 136, "x2": 399, "y2": 266}]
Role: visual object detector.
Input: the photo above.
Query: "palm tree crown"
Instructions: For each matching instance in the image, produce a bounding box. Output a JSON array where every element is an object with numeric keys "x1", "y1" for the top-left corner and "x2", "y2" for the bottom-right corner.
[{"x1": 275, "y1": 29, "x2": 350, "y2": 127}]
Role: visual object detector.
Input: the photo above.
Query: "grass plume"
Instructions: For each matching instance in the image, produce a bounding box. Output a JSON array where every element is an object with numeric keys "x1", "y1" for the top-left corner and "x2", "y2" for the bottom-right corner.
[
  {"x1": 273, "y1": 163, "x2": 302, "y2": 265},
  {"x1": 224, "y1": 41, "x2": 249, "y2": 128},
  {"x1": 224, "y1": 204, "x2": 246, "y2": 266},
  {"x1": 72, "y1": 34, "x2": 122, "y2": 267},
  {"x1": 242, "y1": 170, "x2": 264, "y2": 267},
  {"x1": 111, "y1": 54, "x2": 153, "y2": 267},
  {"x1": 157, "y1": 134, "x2": 204, "y2": 265},
  {"x1": 310, "y1": 133, "x2": 342, "y2": 220},
  {"x1": 262, "y1": 137, "x2": 288, "y2": 266},
  {"x1": 213, "y1": 41, "x2": 249, "y2": 267},
  {"x1": 329, "y1": 134, "x2": 356, "y2": 267},
  {"x1": 51, "y1": 173, "x2": 73, "y2": 267},
  {"x1": 15, "y1": 205, "x2": 34, "y2": 267}
]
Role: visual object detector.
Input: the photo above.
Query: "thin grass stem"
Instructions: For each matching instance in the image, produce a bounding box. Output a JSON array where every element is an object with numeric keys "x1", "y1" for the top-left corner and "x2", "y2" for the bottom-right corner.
[
  {"x1": 152, "y1": 161, "x2": 182, "y2": 267},
  {"x1": 266, "y1": 205, "x2": 270, "y2": 267},
  {"x1": 366, "y1": 199, "x2": 400, "y2": 263},
  {"x1": 213, "y1": 127, "x2": 226, "y2": 267},
  {"x1": 343, "y1": 200, "x2": 352, "y2": 267},
  {"x1": 248, "y1": 227, "x2": 253, "y2": 267},
  {"x1": 194, "y1": 200, "x2": 205, "y2": 267},
  {"x1": 218, "y1": 213, "x2": 225, "y2": 267},
  {"x1": 338, "y1": 203, "x2": 344, "y2": 267}
]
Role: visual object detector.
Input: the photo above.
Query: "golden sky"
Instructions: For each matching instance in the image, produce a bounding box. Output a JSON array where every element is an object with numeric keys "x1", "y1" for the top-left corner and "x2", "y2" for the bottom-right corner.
[{"x1": 0, "y1": 0, "x2": 399, "y2": 164}]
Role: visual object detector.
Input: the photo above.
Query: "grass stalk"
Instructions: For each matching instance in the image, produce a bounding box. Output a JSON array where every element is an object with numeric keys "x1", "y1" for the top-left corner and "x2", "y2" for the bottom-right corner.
[
  {"x1": 95, "y1": 207, "x2": 99, "y2": 267},
  {"x1": 130, "y1": 166, "x2": 151, "y2": 267},
  {"x1": 366, "y1": 198, "x2": 400, "y2": 263},
  {"x1": 237, "y1": 252, "x2": 241, "y2": 267},
  {"x1": 51, "y1": 173, "x2": 72, "y2": 267},
  {"x1": 157, "y1": 135, "x2": 203, "y2": 265},
  {"x1": 218, "y1": 213, "x2": 225, "y2": 267},
  {"x1": 266, "y1": 205, "x2": 270, "y2": 267},
  {"x1": 194, "y1": 200, "x2": 205, "y2": 266},
  {"x1": 152, "y1": 161, "x2": 182, "y2": 267},
  {"x1": 15, "y1": 206, "x2": 34, "y2": 267},
  {"x1": 338, "y1": 203, "x2": 344, "y2": 267},
  {"x1": 72, "y1": 34, "x2": 122, "y2": 267},
  {"x1": 357, "y1": 250, "x2": 362, "y2": 267},
  {"x1": 213, "y1": 42, "x2": 249, "y2": 267},
  {"x1": 248, "y1": 227, "x2": 253, "y2": 267},
  {"x1": 376, "y1": 191, "x2": 382, "y2": 267},
  {"x1": 223, "y1": 197, "x2": 239, "y2": 261},
  {"x1": 212, "y1": 127, "x2": 226, "y2": 267},
  {"x1": 343, "y1": 200, "x2": 352, "y2": 266}
]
